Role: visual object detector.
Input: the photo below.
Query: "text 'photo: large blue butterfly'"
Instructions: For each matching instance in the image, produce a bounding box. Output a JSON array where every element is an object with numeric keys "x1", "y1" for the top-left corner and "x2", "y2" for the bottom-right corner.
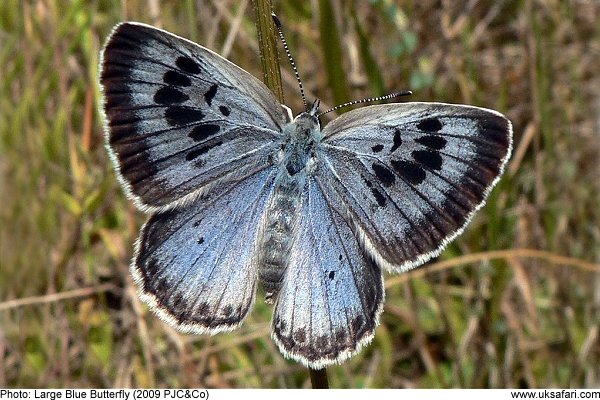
[{"x1": 98, "y1": 18, "x2": 512, "y2": 369}]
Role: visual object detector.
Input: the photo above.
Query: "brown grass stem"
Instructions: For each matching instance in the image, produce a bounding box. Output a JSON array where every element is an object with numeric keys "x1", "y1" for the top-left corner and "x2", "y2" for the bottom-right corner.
[
  {"x1": 385, "y1": 249, "x2": 600, "y2": 289},
  {"x1": 0, "y1": 283, "x2": 115, "y2": 311}
]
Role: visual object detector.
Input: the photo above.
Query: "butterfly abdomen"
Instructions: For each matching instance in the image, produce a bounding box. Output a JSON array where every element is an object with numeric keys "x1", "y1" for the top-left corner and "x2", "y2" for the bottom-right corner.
[{"x1": 258, "y1": 173, "x2": 305, "y2": 302}]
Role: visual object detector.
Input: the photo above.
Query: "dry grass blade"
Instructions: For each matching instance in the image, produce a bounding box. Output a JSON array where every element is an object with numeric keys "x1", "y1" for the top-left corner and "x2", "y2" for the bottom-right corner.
[
  {"x1": 0, "y1": 284, "x2": 115, "y2": 311},
  {"x1": 385, "y1": 249, "x2": 600, "y2": 289}
]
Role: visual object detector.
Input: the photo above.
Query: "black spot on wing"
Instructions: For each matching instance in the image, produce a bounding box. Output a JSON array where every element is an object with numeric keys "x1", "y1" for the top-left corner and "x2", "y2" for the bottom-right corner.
[
  {"x1": 328, "y1": 271, "x2": 335, "y2": 280},
  {"x1": 416, "y1": 135, "x2": 447, "y2": 150},
  {"x1": 316, "y1": 336, "x2": 328, "y2": 348},
  {"x1": 197, "y1": 237, "x2": 204, "y2": 244},
  {"x1": 186, "y1": 141, "x2": 223, "y2": 161},
  {"x1": 163, "y1": 70, "x2": 191, "y2": 87},
  {"x1": 365, "y1": 179, "x2": 386, "y2": 207},
  {"x1": 390, "y1": 129, "x2": 402, "y2": 152},
  {"x1": 176, "y1": 56, "x2": 201, "y2": 74},
  {"x1": 197, "y1": 302, "x2": 210, "y2": 316},
  {"x1": 371, "y1": 144, "x2": 384, "y2": 153},
  {"x1": 204, "y1": 84, "x2": 218, "y2": 106},
  {"x1": 293, "y1": 329, "x2": 306, "y2": 343},
  {"x1": 156, "y1": 288, "x2": 248, "y2": 326},
  {"x1": 390, "y1": 159, "x2": 426, "y2": 185},
  {"x1": 372, "y1": 163, "x2": 395, "y2": 187},
  {"x1": 412, "y1": 150, "x2": 443, "y2": 170},
  {"x1": 222, "y1": 305, "x2": 233, "y2": 317},
  {"x1": 417, "y1": 118, "x2": 443, "y2": 132},
  {"x1": 371, "y1": 187, "x2": 386, "y2": 207},
  {"x1": 153, "y1": 87, "x2": 189, "y2": 105},
  {"x1": 154, "y1": 277, "x2": 169, "y2": 301},
  {"x1": 188, "y1": 124, "x2": 221, "y2": 142},
  {"x1": 274, "y1": 316, "x2": 287, "y2": 332},
  {"x1": 165, "y1": 106, "x2": 205, "y2": 126},
  {"x1": 351, "y1": 315, "x2": 364, "y2": 333},
  {"x1": 144, "y1": 258, "x2": 160, "y2": 278},
  {"x1": 219, "y1": 105, "x2": 230, "y2": 116},
  {"x1": 171, "y1": 293, "x2": 185, "y2": 312}
]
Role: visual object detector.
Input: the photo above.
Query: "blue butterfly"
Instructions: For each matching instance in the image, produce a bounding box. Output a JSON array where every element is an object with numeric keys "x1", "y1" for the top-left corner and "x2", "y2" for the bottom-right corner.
[{"x1": 99, "y1": 22, "x2": 512, "y2": 368}]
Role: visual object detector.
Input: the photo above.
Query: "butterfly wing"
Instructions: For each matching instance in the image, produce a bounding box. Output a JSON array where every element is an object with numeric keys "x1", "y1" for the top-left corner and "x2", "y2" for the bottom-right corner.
[
  {"x1": 133, "y1": 168, "x2": 277, "y2": 333},
  {"x1": 318, "y1": 102, "x2": 512, "y2": 272},
  {"x1": 272, "y1": 178, "x2": 384, "y2": 368},
  {"x1": 99, "y1": 22, "x2": 287, "y2": 211}
]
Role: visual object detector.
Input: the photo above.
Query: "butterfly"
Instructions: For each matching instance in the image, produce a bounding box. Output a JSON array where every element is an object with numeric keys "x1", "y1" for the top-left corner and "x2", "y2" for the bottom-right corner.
[{"x1": 99, "y1": 21, "x2": 512, "y2": 369}]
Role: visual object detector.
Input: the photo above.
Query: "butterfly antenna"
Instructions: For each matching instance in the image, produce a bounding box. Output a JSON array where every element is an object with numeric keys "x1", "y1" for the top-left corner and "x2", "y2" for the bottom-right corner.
[
  {"x1": 317, "y1": 91, "x2": 413, "y2": 117},
  {"x1": 271, "y1": 13, "x2": 308, "y2": 111}
]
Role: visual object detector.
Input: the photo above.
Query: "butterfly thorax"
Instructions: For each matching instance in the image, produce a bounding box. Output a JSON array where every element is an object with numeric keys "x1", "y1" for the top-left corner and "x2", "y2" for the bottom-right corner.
[{"x1": 258, "y1": 111, "x2": 321, "y2": 303}]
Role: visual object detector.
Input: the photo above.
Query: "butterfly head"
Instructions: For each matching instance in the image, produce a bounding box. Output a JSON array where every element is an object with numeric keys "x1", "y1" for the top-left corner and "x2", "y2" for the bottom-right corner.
[{"x1": 290, "y1": 99, "x2": 321, "y2": 141}]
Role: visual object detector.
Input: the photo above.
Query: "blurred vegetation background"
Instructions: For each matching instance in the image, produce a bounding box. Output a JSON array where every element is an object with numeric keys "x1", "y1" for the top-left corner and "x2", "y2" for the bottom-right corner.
[{"x1": 1, "y1": 0, "x2": 600, "y2": 389}]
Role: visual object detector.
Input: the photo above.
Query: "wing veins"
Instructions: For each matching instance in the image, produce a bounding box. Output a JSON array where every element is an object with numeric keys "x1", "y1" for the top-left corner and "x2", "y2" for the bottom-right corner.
[
  {"x1": 122, "y1": 134, "x2": 275, "y2": 184},
  {"x1": 325, "y1": 189, "x2": 373, "y2": 338},
  {"x1": 115, "y1": 123, "x2": 278, "y2": 147},
  {"x1": 318, "y1": 161, "x2": 409, "y2": 259},
  {"x1": 115, "y1": 28, "x2": 238, "y2": 88},
  {"x1": 322, "y1": 152, "x2": 433, "y2": 255},
  {"x1": 180, "y1": 174, "x2": 271, "y2": 317},
  {"x1": 355, "y1": 156, "x2": 452, "y2": 246},
  {"x1": 322, "y1": 142, "x2": 492, "y2": 193}
]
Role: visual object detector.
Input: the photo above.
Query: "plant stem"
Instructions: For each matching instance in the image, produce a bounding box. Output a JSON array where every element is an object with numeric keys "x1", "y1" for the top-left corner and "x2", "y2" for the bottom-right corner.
[
  {"x1": 318, "y1": 0, "x2": 350, "y2": 106},
  {"x1": 251, "y1": 0, "x2": 284, "y2": 103},
  {"x1": 309, "y1": 368, "x2": 330, "y2": 389}
]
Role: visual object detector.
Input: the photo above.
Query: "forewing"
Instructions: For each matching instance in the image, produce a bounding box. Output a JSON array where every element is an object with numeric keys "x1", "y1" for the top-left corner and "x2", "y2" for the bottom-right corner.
[
  {"x1": 133, "y1": 168, "x2": 276, "y2": 333},
  {"x1": 99, "y1": 22, "x2": 286, "y2": 211},
  {"x1": 319, "y1": 102, "x2": 512, "y2": 272},
  {"x1": 272, "y1": 179, "x2": 384, "y2": 368}
]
